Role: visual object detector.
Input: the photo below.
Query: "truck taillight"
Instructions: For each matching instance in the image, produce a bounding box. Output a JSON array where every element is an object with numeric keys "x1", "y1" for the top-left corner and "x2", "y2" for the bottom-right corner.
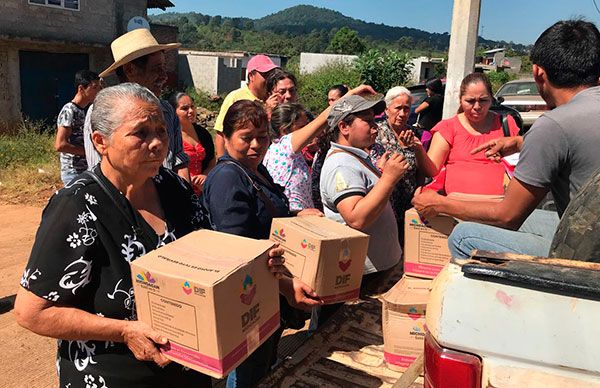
[{"x1": 424, "y1": 331, "x2": 482, "y2": 388}]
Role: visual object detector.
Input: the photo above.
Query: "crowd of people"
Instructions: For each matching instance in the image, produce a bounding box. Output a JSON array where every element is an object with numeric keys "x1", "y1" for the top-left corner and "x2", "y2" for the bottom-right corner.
[{"x1": 13, "y1": 18, "x2": 600, "y2": 388}]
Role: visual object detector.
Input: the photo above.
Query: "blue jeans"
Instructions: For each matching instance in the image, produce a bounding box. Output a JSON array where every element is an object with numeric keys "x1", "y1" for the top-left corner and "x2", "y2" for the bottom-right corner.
[
  {"x1": 60, "y1": 169, "x2": 78, "y2": 186},
  {"x1": 448, "y1": 209, "x2": 560, "y2": 259}
]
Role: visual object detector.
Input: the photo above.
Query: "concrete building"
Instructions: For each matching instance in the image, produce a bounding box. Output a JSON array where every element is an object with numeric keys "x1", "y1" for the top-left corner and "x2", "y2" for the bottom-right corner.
[
  {"x1": 299, "y1": 52, "x2": 358, "y2": 75},
  {"x1": 410, "y1": 56, "x2": 445, "y2": 85},
  {"x1": 0, "y1": 0, "x2": 175, "y2": 125},
  {"x1": 476, "y1": 48, "x2": 521, "y2": 73},
  {"x1": 179, "y1": 51, "x2": 286, "y2": 96}
]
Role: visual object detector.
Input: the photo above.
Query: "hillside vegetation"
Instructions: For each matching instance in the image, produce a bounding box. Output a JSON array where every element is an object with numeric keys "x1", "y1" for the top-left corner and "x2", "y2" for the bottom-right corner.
[{"x1": 150, "y1": 4, "x2": 531, "y2": 57}]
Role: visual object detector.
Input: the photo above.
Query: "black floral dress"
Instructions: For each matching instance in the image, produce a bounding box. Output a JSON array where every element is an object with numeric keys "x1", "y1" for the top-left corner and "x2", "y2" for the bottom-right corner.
[{"x1": 20, "y1": 166, "x2": 211, "y2": 388}]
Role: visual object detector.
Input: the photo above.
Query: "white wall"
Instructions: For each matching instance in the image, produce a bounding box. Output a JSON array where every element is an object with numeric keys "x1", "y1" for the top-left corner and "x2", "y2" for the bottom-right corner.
[{"x1": 300, "y1": 52, "x2": 358, "y2": 74}]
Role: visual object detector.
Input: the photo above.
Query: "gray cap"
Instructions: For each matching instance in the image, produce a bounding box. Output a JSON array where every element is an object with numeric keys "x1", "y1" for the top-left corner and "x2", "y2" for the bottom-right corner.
[{"x1": 327, "y1": 95, "x2": 386, "y2": 130}]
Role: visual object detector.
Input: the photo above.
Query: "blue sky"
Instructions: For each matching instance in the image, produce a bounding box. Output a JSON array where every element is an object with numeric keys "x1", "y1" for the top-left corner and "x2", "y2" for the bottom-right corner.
[{"x1": 149, "y1": 0, "x2": 600, "y2": 45}]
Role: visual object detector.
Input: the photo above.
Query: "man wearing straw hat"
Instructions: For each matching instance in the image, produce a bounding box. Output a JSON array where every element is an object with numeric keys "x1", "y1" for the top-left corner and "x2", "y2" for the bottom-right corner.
[{"x1": 83, "y1": 28, "x2": 190, "y2": 181}]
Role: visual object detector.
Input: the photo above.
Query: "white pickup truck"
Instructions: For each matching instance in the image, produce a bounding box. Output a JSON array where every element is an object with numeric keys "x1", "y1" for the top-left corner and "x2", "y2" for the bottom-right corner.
[
  {"x1": 424, "y1": 165, "x2": 600, "y2": 388},
  {"x1": 425, "y1": 250, "x2": 600, "y2": 388}
]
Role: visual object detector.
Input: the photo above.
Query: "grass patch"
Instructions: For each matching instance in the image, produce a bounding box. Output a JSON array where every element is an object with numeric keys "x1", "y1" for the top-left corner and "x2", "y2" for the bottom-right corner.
[{"x1": 0, "y1": 120, "x2": 61, "y2": 205}]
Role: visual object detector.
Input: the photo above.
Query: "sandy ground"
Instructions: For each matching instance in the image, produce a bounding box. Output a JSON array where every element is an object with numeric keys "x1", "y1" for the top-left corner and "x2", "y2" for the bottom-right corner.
[{"x1": 0, "y1": 204, "x2": 57, "y2": 388}]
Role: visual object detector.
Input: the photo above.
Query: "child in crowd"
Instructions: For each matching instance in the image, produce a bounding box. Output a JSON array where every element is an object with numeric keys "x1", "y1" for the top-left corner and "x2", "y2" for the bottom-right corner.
[{"x1": 55, "y1": 70, "x2": 101, "y2": 185}]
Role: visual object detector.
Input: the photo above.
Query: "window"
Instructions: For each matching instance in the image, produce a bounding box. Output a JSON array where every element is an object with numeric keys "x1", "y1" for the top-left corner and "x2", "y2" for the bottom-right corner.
[{"x1": 28, "y1": 0, "x2": 79, "y2": 11}]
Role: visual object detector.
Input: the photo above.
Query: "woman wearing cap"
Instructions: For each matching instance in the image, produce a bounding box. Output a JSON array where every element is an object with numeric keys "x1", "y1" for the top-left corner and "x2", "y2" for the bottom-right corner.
[
  {"x1": 413, "y1": 73, "x2": 520, "y2": 195},
  {"x1": 314, "y1": 95, "x2": 409, "y2": 327},
  {"x1": 13, "y1": 84, "x2": 286, "y2": 388}
]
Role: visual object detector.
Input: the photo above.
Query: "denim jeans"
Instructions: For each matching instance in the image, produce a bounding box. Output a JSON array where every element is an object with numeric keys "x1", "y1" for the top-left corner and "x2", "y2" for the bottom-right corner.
[
  {"x1": 60, "y1": 169, "x2": 79, "y2": 186},
  {"x1": 448, "y1": 209, "x2": 560, "y2": 259}
]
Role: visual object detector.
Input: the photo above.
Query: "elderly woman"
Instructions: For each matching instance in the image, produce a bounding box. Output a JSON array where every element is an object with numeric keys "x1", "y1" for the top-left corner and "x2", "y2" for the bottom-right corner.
[
  {"x1": 203, "y1": 99, "x2": 324, "y2": 388},
  {"x1": 369, "y1": 86, "x2": 423, "y2": 242},
  {"x1": 13, "y1": 84, "x2": 284, "y2": 388}
]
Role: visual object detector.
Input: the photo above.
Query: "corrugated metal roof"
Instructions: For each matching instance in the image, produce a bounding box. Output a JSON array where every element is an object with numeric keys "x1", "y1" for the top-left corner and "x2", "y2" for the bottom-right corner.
[{"x1": 147, "y1": 0, "x2": 174, "y2": 10}]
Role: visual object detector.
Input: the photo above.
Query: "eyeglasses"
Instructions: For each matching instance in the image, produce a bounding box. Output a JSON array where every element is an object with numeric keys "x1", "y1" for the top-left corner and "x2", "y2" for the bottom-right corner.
[{"x1": 463, "y1": 97, "x2": 491, "y2": 106}]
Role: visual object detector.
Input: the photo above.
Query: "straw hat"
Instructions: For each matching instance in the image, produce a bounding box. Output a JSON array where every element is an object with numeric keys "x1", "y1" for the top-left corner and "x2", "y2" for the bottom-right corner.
[{"x1": 99, "y1": 28, "x2": 181, "y2": 78}]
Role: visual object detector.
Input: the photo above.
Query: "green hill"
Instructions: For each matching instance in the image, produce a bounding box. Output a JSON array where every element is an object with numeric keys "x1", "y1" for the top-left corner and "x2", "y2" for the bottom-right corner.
[{"x1": 149, "y1": 5, "x2": 531, "y2": 54}]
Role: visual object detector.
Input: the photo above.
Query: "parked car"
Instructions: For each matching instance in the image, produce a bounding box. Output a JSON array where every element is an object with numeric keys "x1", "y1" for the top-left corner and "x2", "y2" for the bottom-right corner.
[{"x1": 495, "y1": 79, "x2": 548, "y2": 128}]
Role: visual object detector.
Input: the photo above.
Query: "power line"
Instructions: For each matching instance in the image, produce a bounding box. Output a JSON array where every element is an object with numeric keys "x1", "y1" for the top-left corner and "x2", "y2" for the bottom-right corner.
[{"x1": 593, "y1": 0, "x2": 600, "y2": 15}]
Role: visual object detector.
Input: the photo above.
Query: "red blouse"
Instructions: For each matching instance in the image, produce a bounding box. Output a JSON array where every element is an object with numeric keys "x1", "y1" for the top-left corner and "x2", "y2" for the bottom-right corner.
[
  {"x1": 431, "y1": 114, "x2": 519, "y2": 195},
  {"x1": 183, "y1": 139, "x2": 206, "y2": 177}
]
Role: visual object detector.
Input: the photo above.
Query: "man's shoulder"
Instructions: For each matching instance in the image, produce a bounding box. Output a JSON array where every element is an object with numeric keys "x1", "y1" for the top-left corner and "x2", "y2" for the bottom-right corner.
[
  {"x1": 225, "y1": 85, "x2": 258, "y2": 102},
  {"x1": 322, "y1": 150, "x2": 366, "y2": 175}
]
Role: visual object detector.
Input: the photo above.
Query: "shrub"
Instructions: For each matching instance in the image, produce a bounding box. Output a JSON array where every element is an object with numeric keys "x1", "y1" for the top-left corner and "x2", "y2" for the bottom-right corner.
[
  {"x1": 0, "y1": 119, "x2": 60, "y2": 204},
  {"x1": 355, "y1": 49, "x2": 413, "y2": 92},
  {"x1": 0, "y1": 119, "x2": 57, "y2": 168},
  {"x1": 185, "y1": 86, "x2": 223, "y2": 112},
  {"x1": 487, "y1": 70, "x2": 518, "y2": 94},
  {"x1": 297, "y1": 61, "x2": 361, "y2": 113}
]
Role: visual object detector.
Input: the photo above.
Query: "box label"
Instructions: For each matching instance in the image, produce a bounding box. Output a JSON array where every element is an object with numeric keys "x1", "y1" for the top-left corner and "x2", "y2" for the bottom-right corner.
[
  {"x1": 417, "y1": 229, "x2": 451, "y2": 265},
  {"x1": 148, "y1": 292, "x2": 199, "y2": 350}
]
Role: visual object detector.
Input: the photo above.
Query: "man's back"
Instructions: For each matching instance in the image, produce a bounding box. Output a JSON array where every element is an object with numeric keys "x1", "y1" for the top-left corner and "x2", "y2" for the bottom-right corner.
[{"x1": 515, "y1": 86, "x2": 600, "y2": 216}]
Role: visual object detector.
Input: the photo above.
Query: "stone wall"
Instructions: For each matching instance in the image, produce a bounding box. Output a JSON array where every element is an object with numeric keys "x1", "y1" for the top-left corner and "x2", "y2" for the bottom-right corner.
[{"x1": 0, "y1": 0, "x2": 146, "y2": 45}]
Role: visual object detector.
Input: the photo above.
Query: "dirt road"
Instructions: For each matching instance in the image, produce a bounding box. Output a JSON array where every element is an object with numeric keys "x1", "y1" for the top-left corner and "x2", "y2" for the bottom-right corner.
[{"x1": 0, "y1": 204, "x2": 56, "y2": 388}]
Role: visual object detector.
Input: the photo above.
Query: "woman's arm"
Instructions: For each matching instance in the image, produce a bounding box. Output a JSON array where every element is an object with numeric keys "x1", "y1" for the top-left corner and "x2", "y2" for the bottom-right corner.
[
  {"x1": 14, "y1": 287, "x2": 171, "y2": 366},
  {"x1": 290, "y1": 84, "x2": 378, "y2": 153},
  {"x1": 419, "y1": 132, "x2": 451, "y2": 177},
  {"x1": 336, "y1": 153, "x2": 409, "y2": 230},
  {"x1": 415, "y1": 101, "x2": 430, "y2": 114}
]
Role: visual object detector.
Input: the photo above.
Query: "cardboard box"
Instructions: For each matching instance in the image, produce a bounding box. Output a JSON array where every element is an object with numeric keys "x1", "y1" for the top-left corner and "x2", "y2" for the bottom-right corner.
[
  {"x1": 270, "y1": 216, "x2": 369, "y2": 304},
  {"x1": 131, "y1": 230, "x2": 280, "y2": 378},
  {"x1": 382, "y1": 275, "x2": 432, "y2": 371},
  {"x1": 404, "y1": 193, "x2": 503, "y2": 279},
  {"x1": 404, "y1": 207, "x2": 458, "y2": 279}
]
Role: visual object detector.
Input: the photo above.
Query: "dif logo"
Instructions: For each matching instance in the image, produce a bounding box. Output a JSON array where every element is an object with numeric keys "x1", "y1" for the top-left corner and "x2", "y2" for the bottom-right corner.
[
  {"x1": 239, "y1": 274, "x2": 256, "y2": 305},
  {"x1": 240, "y1": 274, "x2": 260, "y2": 330},
  {"x1": 408, "y1": 306, "x2": 422, "y2": 320},
  {"x1": 182, "y1": 281, "x2": 192, "y2": 295},
  {"x1": 335, "y1": 245, "x2": 352, "y2": 286},
  {"x1": 300, "y1": 239, "x2": 316, "y2": 251}
]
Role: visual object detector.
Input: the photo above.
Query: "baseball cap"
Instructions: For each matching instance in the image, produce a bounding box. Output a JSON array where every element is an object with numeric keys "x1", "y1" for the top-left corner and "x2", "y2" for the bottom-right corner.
[
  {"x1": 327, "y1": 95, "x2": 386, "y2": 130},
  {"x1": 246, "y1": 54, "x2": 278, "y2": 75}
]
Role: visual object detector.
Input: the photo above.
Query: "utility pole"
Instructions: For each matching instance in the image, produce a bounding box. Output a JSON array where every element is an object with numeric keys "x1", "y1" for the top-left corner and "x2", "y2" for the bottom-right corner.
[{"x1": 443, "y1": 0, "x2": 482, "y2": 118}]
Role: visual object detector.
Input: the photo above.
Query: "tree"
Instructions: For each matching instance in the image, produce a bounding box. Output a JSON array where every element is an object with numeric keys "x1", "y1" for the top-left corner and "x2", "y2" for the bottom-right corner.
[
  {"x1": 355, "y1": 49, "x2": 413, "y2": 92},
  {"x1": 326, "y1": 27, "x2": 366, "y2": 55}
]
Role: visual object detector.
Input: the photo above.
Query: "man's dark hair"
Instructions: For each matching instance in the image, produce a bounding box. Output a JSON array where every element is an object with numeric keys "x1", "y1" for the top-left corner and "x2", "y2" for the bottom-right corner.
[
  {"x1": 115, "y1": 54, "x2": 151, "y2": 83},
  {"x1": 329, "y1": 84, "x2": 349, "y2": 96},
  {"x1": 74, "y1": 69, "x2": 99, "y2": 89},
  {"x1": 266, "y1": 69, "x2": 297, "y2": 94},
  {"x1": 531, "y1": 19, "x2": 600, "y2": 88}
]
